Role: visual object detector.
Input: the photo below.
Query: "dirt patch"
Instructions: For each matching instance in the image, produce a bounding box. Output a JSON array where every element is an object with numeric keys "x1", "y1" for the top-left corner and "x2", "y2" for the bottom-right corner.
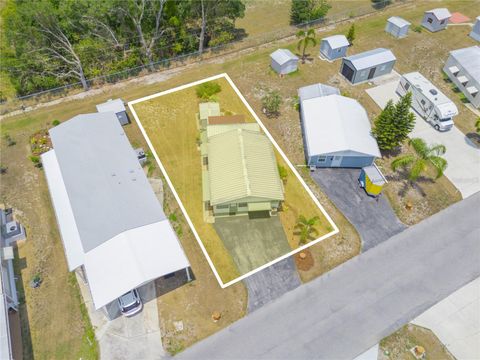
[{"x1": 295, "y1": 249, "x2": 314, "y2": 271}]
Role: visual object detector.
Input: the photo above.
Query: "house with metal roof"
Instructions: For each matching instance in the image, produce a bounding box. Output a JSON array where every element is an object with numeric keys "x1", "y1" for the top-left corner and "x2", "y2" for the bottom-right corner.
[
  {"x1": 443, "y1": 46, "x2": 480, "y2": 108},
  {"x1": 298, "y1": 83, "x2": 339, "y2": 102},
  {"x1": 41, "y1": 112, "x2": 190, "y2": 312},
  {"x1": 422, "y1": 8, "x2": 451, "y2": 32},
  {"x1": 340, "y1": 48, "x2": 396, "y2": 84},
  {"x1": 203, "y1": 125, "x2": 284, "y2": 218},
  {"x1": 298, "y1": 84, "x2": 380, "y2": 168},
  {"x1": 96, "y1": 98, "x2": 129, "y2": 125},
  {"x1": 385, "y1": 16, "x2": 411, "y2": 38},
  {"x1": 320, "y1": 35, "x2": 349, "y2": 61},
  {"x1": 470, "y1": 16, "x2": 480, "y2": 42},
  {"x1": 270, "y1": 49, "x2": 299, "y2": 75}
]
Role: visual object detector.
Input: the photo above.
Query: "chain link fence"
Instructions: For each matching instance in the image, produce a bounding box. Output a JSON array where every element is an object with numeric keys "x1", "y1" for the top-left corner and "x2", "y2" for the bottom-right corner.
[{"x1": 3, "y1": 0, "x2": 408, "y2": 113}]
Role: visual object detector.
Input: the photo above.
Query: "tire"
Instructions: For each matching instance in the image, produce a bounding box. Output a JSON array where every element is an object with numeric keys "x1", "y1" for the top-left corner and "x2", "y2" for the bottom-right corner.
[{"x1": 434, "y1": 124, "x2": 440, "y2": 131}]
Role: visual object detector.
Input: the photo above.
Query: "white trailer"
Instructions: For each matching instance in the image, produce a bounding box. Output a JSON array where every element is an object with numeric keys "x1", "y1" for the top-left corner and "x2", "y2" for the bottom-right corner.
[{"x1": 397, "y1": 72, "x2": 458, "y2": 131}]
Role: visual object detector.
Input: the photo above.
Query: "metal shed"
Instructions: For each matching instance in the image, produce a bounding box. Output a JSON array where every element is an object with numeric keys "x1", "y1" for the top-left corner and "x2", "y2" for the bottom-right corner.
[
  {"x1": 359, "y1": 165, "x2": 387, "y2": 197},
  {"x1": 298, "y1": 83, "x2": 340, "y2": 102},
  {"x1": 470, "y1": 16, "x2": 480, "y2": 42},
  {"x1": 320, "y1": 35, "x2": 349, "y2": 61},
  {"x1": 422, "y1": 8, "x2": 451, "y2": 32},
  {"x1": 340, "y1": 48, "x2": 396, "y2": 84},
  {"x1": 270, "y1": 49, "x2": 299, "y2": 75},
  {"x1": 443, "y1": 46, "x2": 480, "y2": 108},
  {"x1": 96, "y1": 98, "x2": 130, "y2": 126},
  {"x1": 298, "y1": 84, "x2": 380, "y2": 168},
  {"x1": 385, "y1": 16, "x2": 411, "y2": 38}
]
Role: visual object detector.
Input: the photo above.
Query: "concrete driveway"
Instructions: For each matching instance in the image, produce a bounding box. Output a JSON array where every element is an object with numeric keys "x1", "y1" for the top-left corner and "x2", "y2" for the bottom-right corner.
[
  {"x1": 311, "y1": 168, "x2": 406, "y2": 251},
  {"x1": 366, "y1": 79, "x2": 480, "y2": 199}
]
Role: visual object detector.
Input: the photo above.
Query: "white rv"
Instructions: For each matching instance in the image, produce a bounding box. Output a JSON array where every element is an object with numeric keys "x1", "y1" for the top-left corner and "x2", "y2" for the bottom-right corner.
[{"x1": 397, "y1": 72, "x2": 458, "y2": 131}]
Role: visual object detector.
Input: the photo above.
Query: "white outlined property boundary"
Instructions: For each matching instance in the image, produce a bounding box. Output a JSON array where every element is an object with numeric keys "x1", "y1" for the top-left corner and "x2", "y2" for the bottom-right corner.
[{"x1": 128, "y1": 73, "x2": 339, "y2": 288}]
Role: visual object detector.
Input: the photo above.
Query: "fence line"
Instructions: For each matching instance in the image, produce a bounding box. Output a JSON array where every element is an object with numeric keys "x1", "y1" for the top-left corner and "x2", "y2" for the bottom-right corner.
[{"x1": 5, "y1": 0, "x2": 407, "y2": 110}]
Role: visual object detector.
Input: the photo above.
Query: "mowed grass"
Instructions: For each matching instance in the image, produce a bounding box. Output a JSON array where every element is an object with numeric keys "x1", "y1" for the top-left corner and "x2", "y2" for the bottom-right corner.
[{"x1": 132, "y1": 76, "x2": 334, "y2": 283}]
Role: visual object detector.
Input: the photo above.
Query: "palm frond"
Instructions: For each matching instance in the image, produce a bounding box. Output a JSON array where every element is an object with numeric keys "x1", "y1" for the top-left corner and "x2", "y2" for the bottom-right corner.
[
  {"x1": 409, "y1": 138, "x2": 429, "y2": 158},
  {"x1": 429, "y1": 156, "x2": 448, "y2": 179},
  {"x1": 391, "y1": 155, "x2": 415, "y2": 171},
  {"x1": 428, "y1": 144, "x2": 446, "y2": 156},
  {"x1": 409, "y1": 159, "x2": 426, "y2": 181}
]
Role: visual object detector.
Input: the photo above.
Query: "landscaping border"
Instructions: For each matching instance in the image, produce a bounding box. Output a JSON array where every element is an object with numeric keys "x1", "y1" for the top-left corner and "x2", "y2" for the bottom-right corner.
[{"x1": 128, "y1": 73, "x2": 339, "y2": 288}]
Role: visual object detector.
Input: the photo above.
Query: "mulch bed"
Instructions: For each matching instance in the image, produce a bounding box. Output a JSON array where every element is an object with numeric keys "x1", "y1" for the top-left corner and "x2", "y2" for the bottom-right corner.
[{"x1": 294, "y1": 249, "x2": 314, "y2": 271}]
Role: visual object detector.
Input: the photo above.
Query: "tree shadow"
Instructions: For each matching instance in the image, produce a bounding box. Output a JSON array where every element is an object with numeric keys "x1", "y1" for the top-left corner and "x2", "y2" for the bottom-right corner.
[
  {"x1": 466, "y1": 133, "x2": 480, "y2": 148},
  {"x1": 381, "y1": 147, "x2": 403, "y2": 158},
  {"x1": 387, "y1": 168, "x2": 434, "y2": 198},
  {"x1": 156, "y1": 268, "x2": 195, "y2": 297},
  {"x1": 233, "y1": 28, "x2": 247, "y2": 42}
]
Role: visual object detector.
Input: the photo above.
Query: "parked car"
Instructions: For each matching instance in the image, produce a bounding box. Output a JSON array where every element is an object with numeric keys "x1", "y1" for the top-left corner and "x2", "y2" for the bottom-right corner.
[{"x1": 117, "y1": 289, "x2": 143, "y2": 317}]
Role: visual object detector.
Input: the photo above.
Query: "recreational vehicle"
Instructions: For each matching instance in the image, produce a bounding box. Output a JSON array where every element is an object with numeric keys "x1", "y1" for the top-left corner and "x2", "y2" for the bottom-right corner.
[{"x1": 397, "y1": 72, "x2": 458, "y2": 131}]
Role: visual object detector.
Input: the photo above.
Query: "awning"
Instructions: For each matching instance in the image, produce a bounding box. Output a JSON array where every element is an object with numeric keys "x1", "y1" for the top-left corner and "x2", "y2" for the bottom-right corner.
[
  {"x1": 457, "y1": 75, "x2": 469, "y2": 85},
  {"x1": 466, "y1": 86, "x2": 478, "y2": 95},
  {"x1": 448, "y1": 66, "x2": 459, "y2": 75},
  {"x1": 248, "y1": 202, "x2": 272, "y2": 212}
]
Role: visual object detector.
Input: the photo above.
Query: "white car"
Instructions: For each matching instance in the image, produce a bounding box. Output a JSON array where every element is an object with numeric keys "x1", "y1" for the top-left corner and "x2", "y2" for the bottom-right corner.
[{"x1": 117, "y1": 289, "x2": 143, "y2": 317}]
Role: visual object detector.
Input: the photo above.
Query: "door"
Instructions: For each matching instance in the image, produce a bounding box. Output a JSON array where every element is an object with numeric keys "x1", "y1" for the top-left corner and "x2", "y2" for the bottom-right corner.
[
  {"x1": 368, "y1": 67, "x2": 376, "y2": 79},
  {"x1": 331, "y1": 156, "x2": 342, "y2": 167},
  {"x1": 341, "y1": 63, "x2": 354, "y2": 82}
]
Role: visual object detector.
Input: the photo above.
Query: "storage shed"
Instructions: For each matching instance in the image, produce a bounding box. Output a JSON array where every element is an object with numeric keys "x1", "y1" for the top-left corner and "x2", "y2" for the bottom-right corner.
[
  {"x1": 443, "y1": 46, "x2": 480, "y2": 108},
  {"x1": 359, "y1": 165, "x2": 387, "y2": 197},
  {"x1": 385, "y1": 16, "x2": 411, "y2": 38},
  {"x1": 470, "y1": 16, "x2": 480, "y2": 42},
  {"x1": 320, "y1": 35, "x2": 349, "y2": 61},
  {"x1": 96, "y1": 98, "x2": 129, "y2": 125},
  {"x1": 270, "y1": 49, "x2": 299, "y2": 75},
  {"x1": 422, "y1": 8, "x2": 451, "y2": 32},
  {"x1": 298, "y1": 84, "x2": 381, "y2": 168},
  {"x1": 340, "y1": 48, "x2": 396, "y2": 84}
]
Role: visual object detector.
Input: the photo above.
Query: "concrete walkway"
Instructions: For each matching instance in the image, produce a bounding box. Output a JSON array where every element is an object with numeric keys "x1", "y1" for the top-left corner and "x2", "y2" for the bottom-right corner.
[
  {"x1": 312, "y1": 168, "x2": 406, "y2": 251},
  {"x1": 412, "y1": 277, "x2": 480, "y2": 360},
  {"x1": 177, "y1": 193, "x2": 480, "y2": 360},
  {"x1": 77, "y1": 276, "x2": 165, "y2": 360},
  {"x1": 366, "y1": 79, "x2": 480, "y2": 199}
]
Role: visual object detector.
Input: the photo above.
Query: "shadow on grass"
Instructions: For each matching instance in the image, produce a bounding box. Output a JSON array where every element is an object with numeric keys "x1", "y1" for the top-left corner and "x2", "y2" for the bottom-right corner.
[{"x1": 386, "y1": 168, "x2": 435, "y2": 198}]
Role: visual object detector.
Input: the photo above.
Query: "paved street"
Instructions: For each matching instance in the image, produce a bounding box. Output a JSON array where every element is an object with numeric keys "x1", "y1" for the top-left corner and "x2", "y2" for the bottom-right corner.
[
  {"x1": 312, "y1": 168, "x2": 406, "y2": 251},
  {"x1": 366, "y1": 79, "x2": 480, "y2": 199},
  {"x1": 178, "y1": 193, "x2": 480, "y2": 360}
]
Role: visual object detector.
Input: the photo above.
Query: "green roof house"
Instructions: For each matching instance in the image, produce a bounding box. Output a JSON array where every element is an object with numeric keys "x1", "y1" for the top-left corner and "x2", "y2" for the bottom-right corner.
[{"x1": 204, "y1": 126, "x2": 284, "y2": 218}]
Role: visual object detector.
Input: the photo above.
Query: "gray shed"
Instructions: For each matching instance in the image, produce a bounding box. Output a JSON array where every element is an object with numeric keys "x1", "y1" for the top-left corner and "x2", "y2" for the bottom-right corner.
[
  {"x1": 422, "y1": 8, "x2": 451, "y2": 32},
  {"x1": 470, "y1": 16, "x2": 480, "y2": 42},
  {"x1": 270, "y1": 49, "x2": 299, "y2": 75},
  {"x1": 319, "y1": 35, "x2": 349, "y2": 61},
  {"x1": 385, "y1": 16, "x2": 411, "y2": 38},
  {"x1": 443, "y1": 46, "x2": 480, "y2": 108},
  {"x1": 96, "y1": 98, "x2": 130, "y2": 126},
  {"x1": 340, "y1": 48, "x2": 396, "y2": 84}
]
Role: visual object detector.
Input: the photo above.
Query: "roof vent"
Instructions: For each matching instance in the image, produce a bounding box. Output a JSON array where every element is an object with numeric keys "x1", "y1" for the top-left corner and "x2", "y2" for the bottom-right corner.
[{"x1": 429, "y1": 89, "x2": 438, "y2": 95}]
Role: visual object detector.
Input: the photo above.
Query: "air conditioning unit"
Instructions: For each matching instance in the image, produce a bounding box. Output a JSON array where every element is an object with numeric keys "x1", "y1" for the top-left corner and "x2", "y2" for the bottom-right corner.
[
  {"x1": 5, "y1": 221, "x2": 18, "y2": 235},
  {"x1": 1, "y1": 246, "x2": 14, "y2": 260}
]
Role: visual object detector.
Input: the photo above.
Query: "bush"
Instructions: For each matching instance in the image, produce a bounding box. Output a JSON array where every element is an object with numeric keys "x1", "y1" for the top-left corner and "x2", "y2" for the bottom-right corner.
[
  {"x1": 412, "y1": 25, "x2": 423, "y2": 33},
  {"x1": 278, "y1": 165, "x2": 288, "y2": 182},
  {"x1": 262, "y1": 90, "x2": 282, "y2": 117},
  {"x1": 4, "y1": 134, "x2": 16, "y2": 146},
  {"x1": 29, "y1": 155, "x2": 42, "y2": 168},
  {"x1": 290, "y1": 0, "x2": 331, "y2": 25},
  {"x1": 52, "y1": 119, "x2": 61, "y2": 126},
  {"x1": 196, "y1": 81, "x2": 221, "y2": 100}
]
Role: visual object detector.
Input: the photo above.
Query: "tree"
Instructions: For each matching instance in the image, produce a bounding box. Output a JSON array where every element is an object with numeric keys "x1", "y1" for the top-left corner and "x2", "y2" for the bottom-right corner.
[
  {"x1": 262, "y1": 89, "x2": 282, "y2": 117},
  {"x1": 290, "y1": 0, "x2": 331, "y2": 25},
  {"x1": 476, "y1": 117, "x2": 480, "y2": 134},
  {"x1": 295, "y1": 215, "x2": 320, "y2": 245},
  {"x1": 296, "y1": 28, "x2": 317, "y2": 63},
  {"x1": 346, "y1": 23, "x2": 355, "y2": 45},
  {"x1": 196, "y1": 81, "x2": 221, "y2": 99},
  {"x1": 391, "y1": 138, "x2": 447, "y2": 181},
  {"x1": 372, "y1": 92, "x2": 415, "y2": 151},
  {"x1": 371, "y1": 0, "x2": 391, "y2": 9}
]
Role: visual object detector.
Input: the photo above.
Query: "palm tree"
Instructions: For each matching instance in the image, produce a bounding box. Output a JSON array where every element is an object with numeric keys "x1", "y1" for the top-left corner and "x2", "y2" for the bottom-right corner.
[
  {"x1": 475, "y1": 117, "x2": 480, "y2": 134},
  {"x1": 391, "y1": 138, "x2": 448, "y2": 181},
  {"x1": 296, "y1": 28, "x2": 317, "y2": 64},
  {"x1": 295, "y1": 215, "x2": 319, "y2": 245}
]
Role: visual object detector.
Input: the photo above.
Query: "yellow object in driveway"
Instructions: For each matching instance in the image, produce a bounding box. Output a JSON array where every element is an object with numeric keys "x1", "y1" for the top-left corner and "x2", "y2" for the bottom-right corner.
[{"x1": 359, "y1": 164, "x2": 387, "y2": 197}]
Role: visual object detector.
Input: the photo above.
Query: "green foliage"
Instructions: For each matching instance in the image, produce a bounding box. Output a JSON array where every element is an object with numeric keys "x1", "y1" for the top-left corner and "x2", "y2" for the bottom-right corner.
[
  {"x1": 196, "y1": 81, "x2": 222, "y2": 100},
  {"x1": 4, "y1": 133, "x2": 16, "y2": 146},
  {"x1": 0, "y1": 164, "x2": 7, "y2": 174},
  {"x1": 372, "y1": 92, "x2": 416, "y2": 151},
  {"x1": 262, "y1": 89, "x2": 282, "y2": 117},
  {"x1": 346, "y1": 24, "x2": 356, "y2": 45},
  {"x1": 412, "y1": 25, "x2": 423, "y2": 33},
  {"x1": 52, "y1": 120, "x2": 60, "y2": 126},
  {"x1": 29, "y1": 155, "x2": 42, "y2": 168},
  {"x1": 371, "y1": 0, "x2": 391, "y2": 9},
  {"x1": 476, "y1": 118, "x2": 480, "y2": 134},
  {"x1": 296, "y1": 28, "x2": 317, "y2": 63},
  {"x1": 290, "y1": 0, "x2": 331, "y2": 25},
  {"x1": 294, "y1": 215, "x2": 320, "y2": 245},
  {"x1": 278, "y1": 165, "x2": 288, "y2": 182},
  {"x1": 392, "y1": 138, "x2": 447, "y2": 181},
  {"x1": 169, "y1": 213, "x2": 178, "y2": 222}
]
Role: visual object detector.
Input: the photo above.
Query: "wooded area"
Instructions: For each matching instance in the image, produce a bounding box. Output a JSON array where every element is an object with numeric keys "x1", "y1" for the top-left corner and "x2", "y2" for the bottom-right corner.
[{"x1": 0, "y1": 0, "x2": 245, "y2": 97}]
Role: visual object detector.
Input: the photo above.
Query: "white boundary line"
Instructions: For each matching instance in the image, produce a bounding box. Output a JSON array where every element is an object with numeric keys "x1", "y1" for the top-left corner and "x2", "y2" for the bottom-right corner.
[{"x1": 128, "y1": 73, "x2": 339, "y2": 288}]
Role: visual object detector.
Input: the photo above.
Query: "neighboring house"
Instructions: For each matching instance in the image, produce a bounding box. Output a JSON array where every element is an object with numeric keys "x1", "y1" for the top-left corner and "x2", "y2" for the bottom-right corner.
[
  {"x1": 422, "y1": 8, "x2": 451, "y2": 32},
  {"x1": 443, "y1": 46, "x2": 480, "y2": 108},
  {"x1": 1, "y1": 208, "x2": 26, "y2": 360},
  {"x1": 470, "y1": 16, "x2": 480, "y2": 41},
  {"x1": 340, "y1": 48, "x2": 396, "y2": 84},
  {"x1": 298, "y1": 83, "x2": 380, "y2": 168},
  {"x1": 298, "y1": 83, "x2": 340, "y2": 102},
  {"x1": 203, "y1": 124, "x2": 284, "y2": 218},
  {"x1": 319, "y1": 35, "x2": 349, "y2": 61},
  {"x1": 41, "y1": 113, "x2": 190, "y2": 313},
  {"x1": 198, "y1": 102, "x2": 221, "y2": 128},
  {"x1": 96, "y1": 98, "x2": 130, "y2": 125},
  {"x1": 270, "y1": 49, "x2": 299, "y2": 75},
  {"x1": 385, "y1": 16, "x2": 411, "y2": 38}
]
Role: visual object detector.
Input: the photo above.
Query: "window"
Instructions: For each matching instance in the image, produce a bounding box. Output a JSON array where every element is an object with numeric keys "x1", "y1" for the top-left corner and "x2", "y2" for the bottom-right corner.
[
  {"x1": 238, "y1": 203, "x2": 248, "y2": 208},
  {"x1": 440, "y1": 19, "x2": 445, "y2": 25},
  {"x1": 421, "y1": 99, "x2": 426, "y2": 106},
  {"x1": 216, "y1": 205, "x2": 229, "y2": 209},
  {"x1": 317, "y1": 156, "x2": 327, "y2": 163},
  {"x1": 427, "y1": 17, "x2": 433, "y2": 24},
  {"x1": 405, "y1": 83, "x2": 410, "y2": 90}
]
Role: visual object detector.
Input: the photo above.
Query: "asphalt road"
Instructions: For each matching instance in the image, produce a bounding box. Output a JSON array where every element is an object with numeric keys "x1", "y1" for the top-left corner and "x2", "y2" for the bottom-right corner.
[{"x1": 178, "y1": 193, "x2": 480, "y2": 360}]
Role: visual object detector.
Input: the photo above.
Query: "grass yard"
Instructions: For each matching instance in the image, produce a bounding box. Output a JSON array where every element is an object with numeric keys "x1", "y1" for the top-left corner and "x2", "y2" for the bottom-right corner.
[{"x1": 131, "y1": 76, "x2": 335, "y2": 284}]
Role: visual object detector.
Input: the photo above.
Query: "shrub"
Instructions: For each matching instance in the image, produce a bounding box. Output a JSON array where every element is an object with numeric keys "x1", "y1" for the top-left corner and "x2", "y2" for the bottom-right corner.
[
  {"x1": 196, "y1": 81, "x2": 221, "y2": 100},
  {"x1": 0, "y1": 165, "x2": 7, "y2": 174},
  {"x1": 278, "y1": 165, "x2": 288, "y2": 182},
  {"x1": 29, "y1": 155, "x2": 42, "y2": 168},
  {"x1": 52, "y1": 119, "x2": 60, "y2": 126},
  {"x1": 262, "y1": 89, "x2": 282, "y2": 117},
  {"x1": 412, "y1": 25, "x2": 422, "y2": 33},
  {"x1": 4, "y1": 134, "x2": 16, "y2": 146}
]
